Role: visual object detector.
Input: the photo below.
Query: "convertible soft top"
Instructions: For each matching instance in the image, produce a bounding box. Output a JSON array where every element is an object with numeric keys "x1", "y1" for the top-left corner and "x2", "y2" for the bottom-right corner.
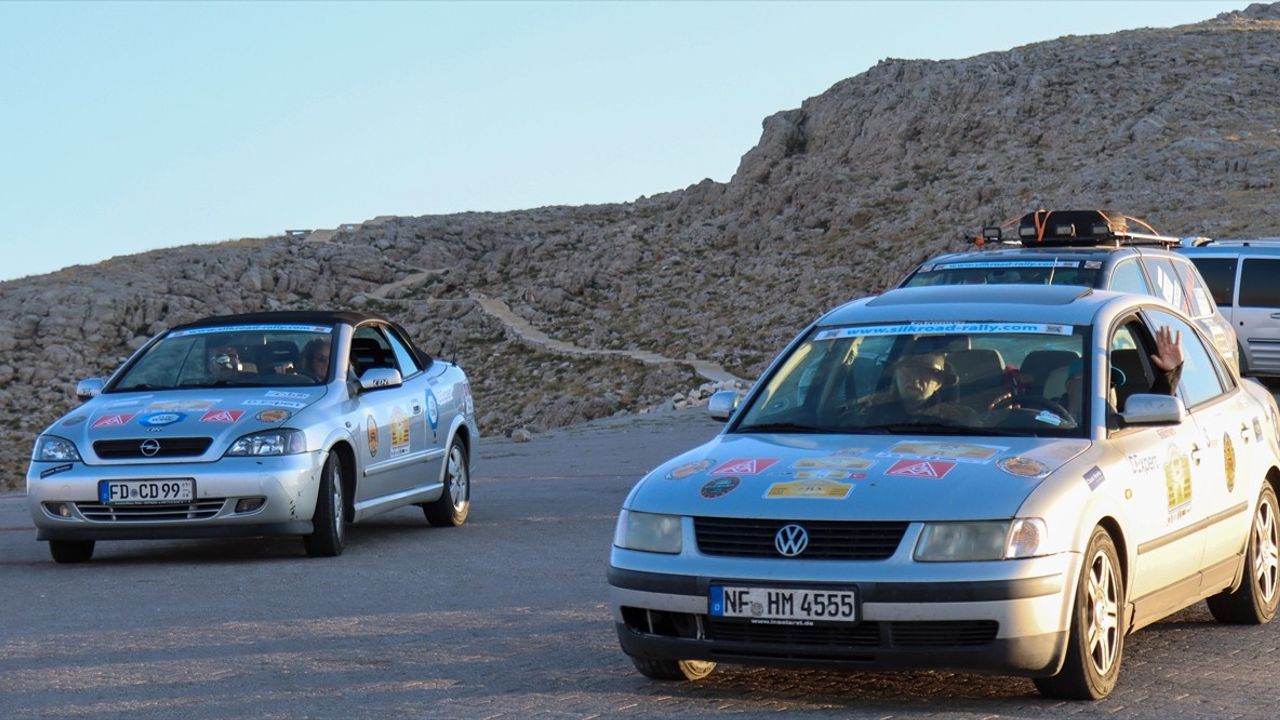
[{"x1": 175, "y1": 310, "x2": 386, "y2": 330}]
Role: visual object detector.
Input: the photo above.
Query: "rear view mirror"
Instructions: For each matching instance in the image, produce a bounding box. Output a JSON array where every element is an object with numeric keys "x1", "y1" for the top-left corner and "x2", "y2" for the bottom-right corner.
[
  {"x1": 708, "y1": 390, "x2": 741, "y2": 421},
  {"x1": 359, "y1": 368, "x2": 403, "y2": 392},
  {"x1": 75, "y1": 378, "x2": 104, "y2": 400},
  {"x1": 1120, "y1": 393, "x2": 1186, "y2": 425}
]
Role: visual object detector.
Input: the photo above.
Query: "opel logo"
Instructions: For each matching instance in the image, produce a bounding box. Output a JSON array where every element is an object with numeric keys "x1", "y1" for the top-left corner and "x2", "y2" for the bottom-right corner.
[
  {"x1": 140, "y1": 439, "x2": 161, "y2": 457},
  {"x1": 774, "y1": 524, "x2": 809, "y2": 557}
]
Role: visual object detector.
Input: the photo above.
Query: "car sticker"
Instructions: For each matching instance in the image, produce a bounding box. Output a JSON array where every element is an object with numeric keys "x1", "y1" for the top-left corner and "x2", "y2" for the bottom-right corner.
[
  {"x1": 61, "y1": 415, "x2": 86, "y2": 427},
  {"x1": 1127, "y1": 453, "x2": 1159, "y2": 475},
  {"x1": 814, "y1": 322, "x2": 1073, "y2": 342},
  {"x1": 1156, "y1": 426, "x2": 1179, "y2": 439},
  {"x1": 1254, "y1": 416, "x2": 1264, "y2": 443},
  {"x1": 1034, "y1": 411, "x2": 1063, "y2": 426},
  {"x1": 138, "y1": 412, "x2": 184, "y2": 427},
  {"x1": 39, "y1": 463, "x2": 74, "y2": 479},
  {"x1": 1165, "y1": 444, "x2": 1192, "y2": 524},
  {"x1": 935, "y1": 260, "x2": 1081, "y2": 270},
  {"x1": 666, "y1": 458, "x2": 713, "y2": 480},
  {"x1": 169, "y1": 324, "x2": 333, "y2": 337},
  {"x1": 390, "y1": 407, "x2": 410, "y2": 457},
  {"x1": 255, "y1": 409, "x2": 290, "y2": 423},
  {"x1": 833, "y1": 446, "x2": 870, "y2": 456},
  {"x1": 435, "y1": 383, "x2": 455, "y2": 405},
  {"x1": 700, "y1": 476, "x2": 740, "y2": 499},
  {"x1": 996, "y1": 456, "x2": 1050, "y2": 478},
  {"x1": 200, "y1": 409, "x2": 244, "y2": 424},
  {"x1": 146, "y1": 399, "x2": 217, "y2": 413},
  {"x1": 1083, "y1": 466, "x2": 1107, "y2": 491},
  {"x1": 1224, "y1": 433, "x2": 1236, "y2": 493},
  {"x1": 885, "y1": 459, "x2": 956, "y2": 479},
  {"x1": 765, "y1": 479, "x2": 854, "y2": 499},
  {"x1": 881, "y1": 441, "x2": 1006, "y2": 464},
  {"x1": 709, "y1": 458, "x2": 779, "y2": 476},
  {"x1": 265, "y1": 390, "x2": 310, "y2": 400},
  {"x1": 105, "y1": 397, "x2": 150, "y2": 408},
  {"x1": 426, "y1": 391, "x2": 440, "y2": 431},
  {"x1": 91, "y1": 413, "x2": 135, "y2": 429},
  {"x1": 792, "y1": 469, "x2": 858, "y2": 481},
  {"x1": 242, "y1": 399, "x2": 307, "y2": 409},
  {"x1": 791, "y1": 456, "x2": 874, "y2": 471},
  {"x1": 366, "y1": 414, "x2": 378, "y2": 458},
  {"x1": 1084, "y1": 260, "x2": 1103, "y2": 269}
]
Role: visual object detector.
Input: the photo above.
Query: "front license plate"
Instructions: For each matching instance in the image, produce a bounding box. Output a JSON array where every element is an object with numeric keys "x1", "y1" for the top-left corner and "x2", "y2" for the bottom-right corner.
[
  {"x1": 98, "y1": 479, "x2": 195, "y2": 505},
  {"x1": 710, "y1": 585, "x2": 859, "y2": 623}
]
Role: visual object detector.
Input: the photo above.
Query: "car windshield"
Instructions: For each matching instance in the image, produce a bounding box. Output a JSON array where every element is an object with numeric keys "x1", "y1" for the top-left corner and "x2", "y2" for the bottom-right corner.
[
  {"x1": 110, "y1": 323, "x2": 336, "y2": 391},
  {"x1": 903, "y1": 259, "x2": 1103, "y2": 288},
  {"x1": 735, "y1": 321, "x2": 1089, "y2": 438}
]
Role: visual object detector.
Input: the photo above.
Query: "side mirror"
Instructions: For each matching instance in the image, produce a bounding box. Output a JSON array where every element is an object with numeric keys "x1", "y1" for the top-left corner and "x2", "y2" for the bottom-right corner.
[
  {"x1": 359, "y1": 368, "x2": 403, "y2": 392},
  {"x1": 75, "y1": 378, "x2": 104, "y2": 400},
  {"x1": 707, "y1": 390, "x2": 741, "y2": 421},
  {"x1": 1119, "y1": 393, "x2": 1186, "y2": 425}
]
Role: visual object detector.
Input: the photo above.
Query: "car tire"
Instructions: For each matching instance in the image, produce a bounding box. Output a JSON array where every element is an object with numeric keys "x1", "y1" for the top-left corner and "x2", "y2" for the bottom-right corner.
[
  {"x1": 629, "y1": 656, "x2": 716, "y2": 681},
  {"x1": 1207, "y1": 483, "x2": 1279, "y2": 625},
  {"x1": 1034, "y1": 526, "x2": 1125, "y2": 700},
  {"x1": 303, "y1": 454, "x2": 345, "y2": 558},
  {"x1": 49, "y1": 539, "x2": 94, "y2": 564},
  {"x1": 424, "y1": 438, "x2": 470, "y2": 527}
]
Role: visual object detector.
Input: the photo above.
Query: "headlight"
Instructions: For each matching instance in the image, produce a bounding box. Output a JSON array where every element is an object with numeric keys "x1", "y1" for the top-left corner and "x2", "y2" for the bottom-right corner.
[
  {"x1": 914, "y1": 518, "x2": 1046, "y2": 561},
  {"x1": 33, "y1": 435, "x2": 81, "y2": 462},
  {"x1": 613, "y1": 509, "x2": 682, "y2": 554},
  {"x1": 224, "y1": 429, "x2": 307, "y2": 457}
]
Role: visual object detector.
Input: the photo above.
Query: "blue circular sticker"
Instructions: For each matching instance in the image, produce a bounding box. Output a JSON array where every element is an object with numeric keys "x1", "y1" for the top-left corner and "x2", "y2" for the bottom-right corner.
[
  {"x1": 426, "y1": 391, "x2": 440, "y2": 430},
  {"x1": 700, "y1": 476, "x2": 740, "y2": 499},
  {"x1": 139, "y1": 412, "x2": 185, "y2": 427}
]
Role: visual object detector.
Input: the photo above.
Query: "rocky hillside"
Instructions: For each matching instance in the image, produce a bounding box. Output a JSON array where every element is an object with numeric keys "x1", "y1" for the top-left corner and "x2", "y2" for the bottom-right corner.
[{"x1": 2, "y1": 4, "x2": 1279, "y2": 489}]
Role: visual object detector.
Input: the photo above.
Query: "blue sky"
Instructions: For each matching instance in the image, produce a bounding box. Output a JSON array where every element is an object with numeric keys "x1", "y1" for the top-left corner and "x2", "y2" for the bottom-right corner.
[{"x1": 0, "y1": 1, "x2": 1248, "y2": 281}]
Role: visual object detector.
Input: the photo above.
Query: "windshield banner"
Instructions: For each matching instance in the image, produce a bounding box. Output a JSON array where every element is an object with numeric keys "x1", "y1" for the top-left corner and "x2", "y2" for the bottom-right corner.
[
  {"x1": 170, "y1": 324, "x2": 334, "y2": 338},
  {"x1": 933, "y1": 260, "x2": 1080, "y2": 269},
  {"x1": 814, "y1": 322, "x2": 1074, "y2": 342}
]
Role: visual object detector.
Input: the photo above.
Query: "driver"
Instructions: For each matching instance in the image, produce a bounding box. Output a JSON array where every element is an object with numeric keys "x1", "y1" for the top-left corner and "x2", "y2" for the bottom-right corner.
[{"x1": 208, "y1": 344, "x2": 250, "y2": 382}]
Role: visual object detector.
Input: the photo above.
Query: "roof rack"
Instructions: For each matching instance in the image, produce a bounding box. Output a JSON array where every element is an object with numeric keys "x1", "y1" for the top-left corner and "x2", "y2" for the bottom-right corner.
[
  {"x1": 1188, "y1": 237, "x2": 1280, "y2": 247},
  {"x1": 974, "y1": 210, "x2": 1180, "y2": 249}
]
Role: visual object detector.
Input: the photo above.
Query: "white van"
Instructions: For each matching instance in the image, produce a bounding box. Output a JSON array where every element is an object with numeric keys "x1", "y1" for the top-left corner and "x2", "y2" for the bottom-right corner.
[{"x1": 1179, "y1": 239, "x2": 1280, "y2": 378}]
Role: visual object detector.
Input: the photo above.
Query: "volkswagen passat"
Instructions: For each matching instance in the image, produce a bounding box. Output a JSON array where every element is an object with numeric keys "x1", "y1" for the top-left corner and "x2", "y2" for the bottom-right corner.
[
  {"x1": 609, "y1": 284, "x2": 1280, "y2": 699},
  {"x1": 27, "y1": 311, "x2": 477, "y2": 562}
]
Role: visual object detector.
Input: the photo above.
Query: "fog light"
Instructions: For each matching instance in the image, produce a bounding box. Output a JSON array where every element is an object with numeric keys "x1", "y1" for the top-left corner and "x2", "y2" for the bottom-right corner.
[
  {"x1": 235, "y1": 498, "x2": 266, "y2": 514},
  {"x1": 44, "y1": 502, "x2": 72, "y2": 518}
]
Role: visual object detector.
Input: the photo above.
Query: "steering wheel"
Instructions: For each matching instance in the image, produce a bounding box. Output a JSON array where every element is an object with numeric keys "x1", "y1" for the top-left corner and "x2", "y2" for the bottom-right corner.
[{"x1": 987, "y1": 392, "x2": 1075, "y2": 424}]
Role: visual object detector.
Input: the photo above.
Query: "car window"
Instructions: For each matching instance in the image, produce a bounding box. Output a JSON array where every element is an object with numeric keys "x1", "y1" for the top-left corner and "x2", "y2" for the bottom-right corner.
[
  {"x1": 350, "y1": 325, "x2": 397, "y2": 377},
  {"x1": 1171, "y1": 259, "x2": 1217, "y2": 319},
  {"x1": 383, "y1": 327, "x2": 422, "y2": 376},
  {"x1": 1107, "y1": 259, "x2": 1152, "y2": 295},
  {"x1": 1144, "y1": 308, "x2": 1227, "y2": 408},
  {"x1": 1240, "y1": 258, "x2": 1280, "y2": 308},
  {"x1": 111, "y1": 323, "x2": 335, "y2": 391},
  {"x1": 1186, "y1": 257, "x2": 1237, "y2": 307},
  {"x1": 1141, "y1": 257, "x2": 1190, "y2": 312}
]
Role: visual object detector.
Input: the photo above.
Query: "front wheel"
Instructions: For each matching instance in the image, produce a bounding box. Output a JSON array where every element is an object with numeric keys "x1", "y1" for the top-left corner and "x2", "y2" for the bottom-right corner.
[
  {"x1": 630, "y1": 657, "x2": 716, "y2": 681},
  {"x1": 423, "y1": 439, "x2": 470, "y2": 527},
  {"x1": 1035, "y1": 526, "x2": 1125, "y2": 700},
  {"x1": 303, "y1": 454, "x2": 346, "y2": 557},
  {"x1": 1207, "y1": 483, "x2": 1279, "y2": 624}
]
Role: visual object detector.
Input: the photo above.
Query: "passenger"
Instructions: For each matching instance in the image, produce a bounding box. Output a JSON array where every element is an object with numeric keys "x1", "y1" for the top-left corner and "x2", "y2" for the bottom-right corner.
[
  {"x1": 1056, "y1": 325, "x2": 1184, "y2": 417},
  {"x1": 849, "y1": 352, "x2": 974, "y2": 424},
  {"x1": 301, "y1": 338, "x2": 332, "y2": 381}
]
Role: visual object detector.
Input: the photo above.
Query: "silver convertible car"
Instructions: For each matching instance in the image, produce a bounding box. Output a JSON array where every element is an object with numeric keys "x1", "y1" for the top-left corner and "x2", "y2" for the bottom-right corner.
[
  {"x1": 609, "y1": 285, "x2": 1280, "y2": 699},
  {"x1": 27, "y1": 311, "x2": 478, "y2": 563}
]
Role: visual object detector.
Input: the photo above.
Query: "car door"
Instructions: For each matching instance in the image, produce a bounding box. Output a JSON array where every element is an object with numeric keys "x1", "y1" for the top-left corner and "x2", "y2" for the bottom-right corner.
[
  {"x1": 1236, "y1": 256, "x2": 1280, "y2": 375},
  {"x1": 381, "y1": 325, "x2": 446, "y2": 492},
  {"x1": 1108, "y1": 316, "x2": 1208, "y2": 620},
  {"x1": 1142, "y1": 308, "x2": 1253, "y2": 588}
]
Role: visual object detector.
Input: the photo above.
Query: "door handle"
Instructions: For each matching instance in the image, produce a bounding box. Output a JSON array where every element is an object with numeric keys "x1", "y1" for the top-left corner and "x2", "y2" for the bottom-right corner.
[
  {"x1": 1271, "y1": 313, "x2": 1280, "y2": 319},
  {"x1": 1190, "y1": 444, "x2": 1203, "y2": 466}
]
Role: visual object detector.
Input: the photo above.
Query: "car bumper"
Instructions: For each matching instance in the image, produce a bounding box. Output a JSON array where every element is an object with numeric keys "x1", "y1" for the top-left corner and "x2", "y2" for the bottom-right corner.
[
  {"x1": 608, "y1": 544, "x2": 1079, "y2": 677},
  {"x1": 26, "y1": 452, "x2": 328, "y2": 542}
]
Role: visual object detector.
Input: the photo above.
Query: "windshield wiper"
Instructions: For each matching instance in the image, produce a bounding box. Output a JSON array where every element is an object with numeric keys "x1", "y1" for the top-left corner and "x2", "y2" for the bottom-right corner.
[
  {"x1": 114, "y1": 383, "x2": 155, "y2": 392},
  {"x1": 854, "y1": 422, "x2": 988, "y2": 435},
  {"x1": 735, "y1": 422, "x2": 826, "y2": 434}
]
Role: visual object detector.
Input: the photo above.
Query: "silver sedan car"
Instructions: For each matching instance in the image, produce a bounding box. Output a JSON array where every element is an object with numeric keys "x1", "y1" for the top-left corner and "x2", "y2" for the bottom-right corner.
[
  {"x1": 27, "y1": 311, "x2": 478, "y2": 562},
  {"x1": 609, "y1": 284, "x2": 1280, "y2": 699}
]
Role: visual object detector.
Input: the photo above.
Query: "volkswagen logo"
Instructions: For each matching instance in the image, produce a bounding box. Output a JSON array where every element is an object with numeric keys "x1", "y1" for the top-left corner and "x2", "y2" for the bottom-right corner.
[
  {"x1": 774, "y1": 524, "x2": 809, "y2": 557},
  {"x1": 139, "y1": 439, "x2": 161, "y2": 457}
]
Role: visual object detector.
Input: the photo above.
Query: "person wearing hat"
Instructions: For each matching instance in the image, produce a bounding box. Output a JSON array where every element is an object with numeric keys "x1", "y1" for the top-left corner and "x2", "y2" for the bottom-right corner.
[{"x1": 847, "y1": 351, "x2": 973, "y2": 425}]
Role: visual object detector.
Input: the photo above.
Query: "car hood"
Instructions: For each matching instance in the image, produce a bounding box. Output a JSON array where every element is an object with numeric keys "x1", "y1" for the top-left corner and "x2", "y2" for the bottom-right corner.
[
  {"x1": 51, "y1": 388, "x2": 328, "y2": 463},
  {"x1": 628, "y1": 433, "x2": 1092, "y2": 521}
]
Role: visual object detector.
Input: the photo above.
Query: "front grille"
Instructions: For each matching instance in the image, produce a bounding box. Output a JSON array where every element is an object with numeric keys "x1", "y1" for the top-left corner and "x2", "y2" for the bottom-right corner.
[
  {"x1": 75, "y1": 499, "x2": 227, "y2": 521},
  {"x1": 891, "y1": 621, "x2": 998, "y2": 647},
  {"x1": 694, "y1": 517, "x2": 908, "y2": 559},
  {"x1": 93, "y1": 437, "x2": 213, "y2": 460},
  {"x1": 707, "y1": 618, "x2": 881, "y2": 647}
]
